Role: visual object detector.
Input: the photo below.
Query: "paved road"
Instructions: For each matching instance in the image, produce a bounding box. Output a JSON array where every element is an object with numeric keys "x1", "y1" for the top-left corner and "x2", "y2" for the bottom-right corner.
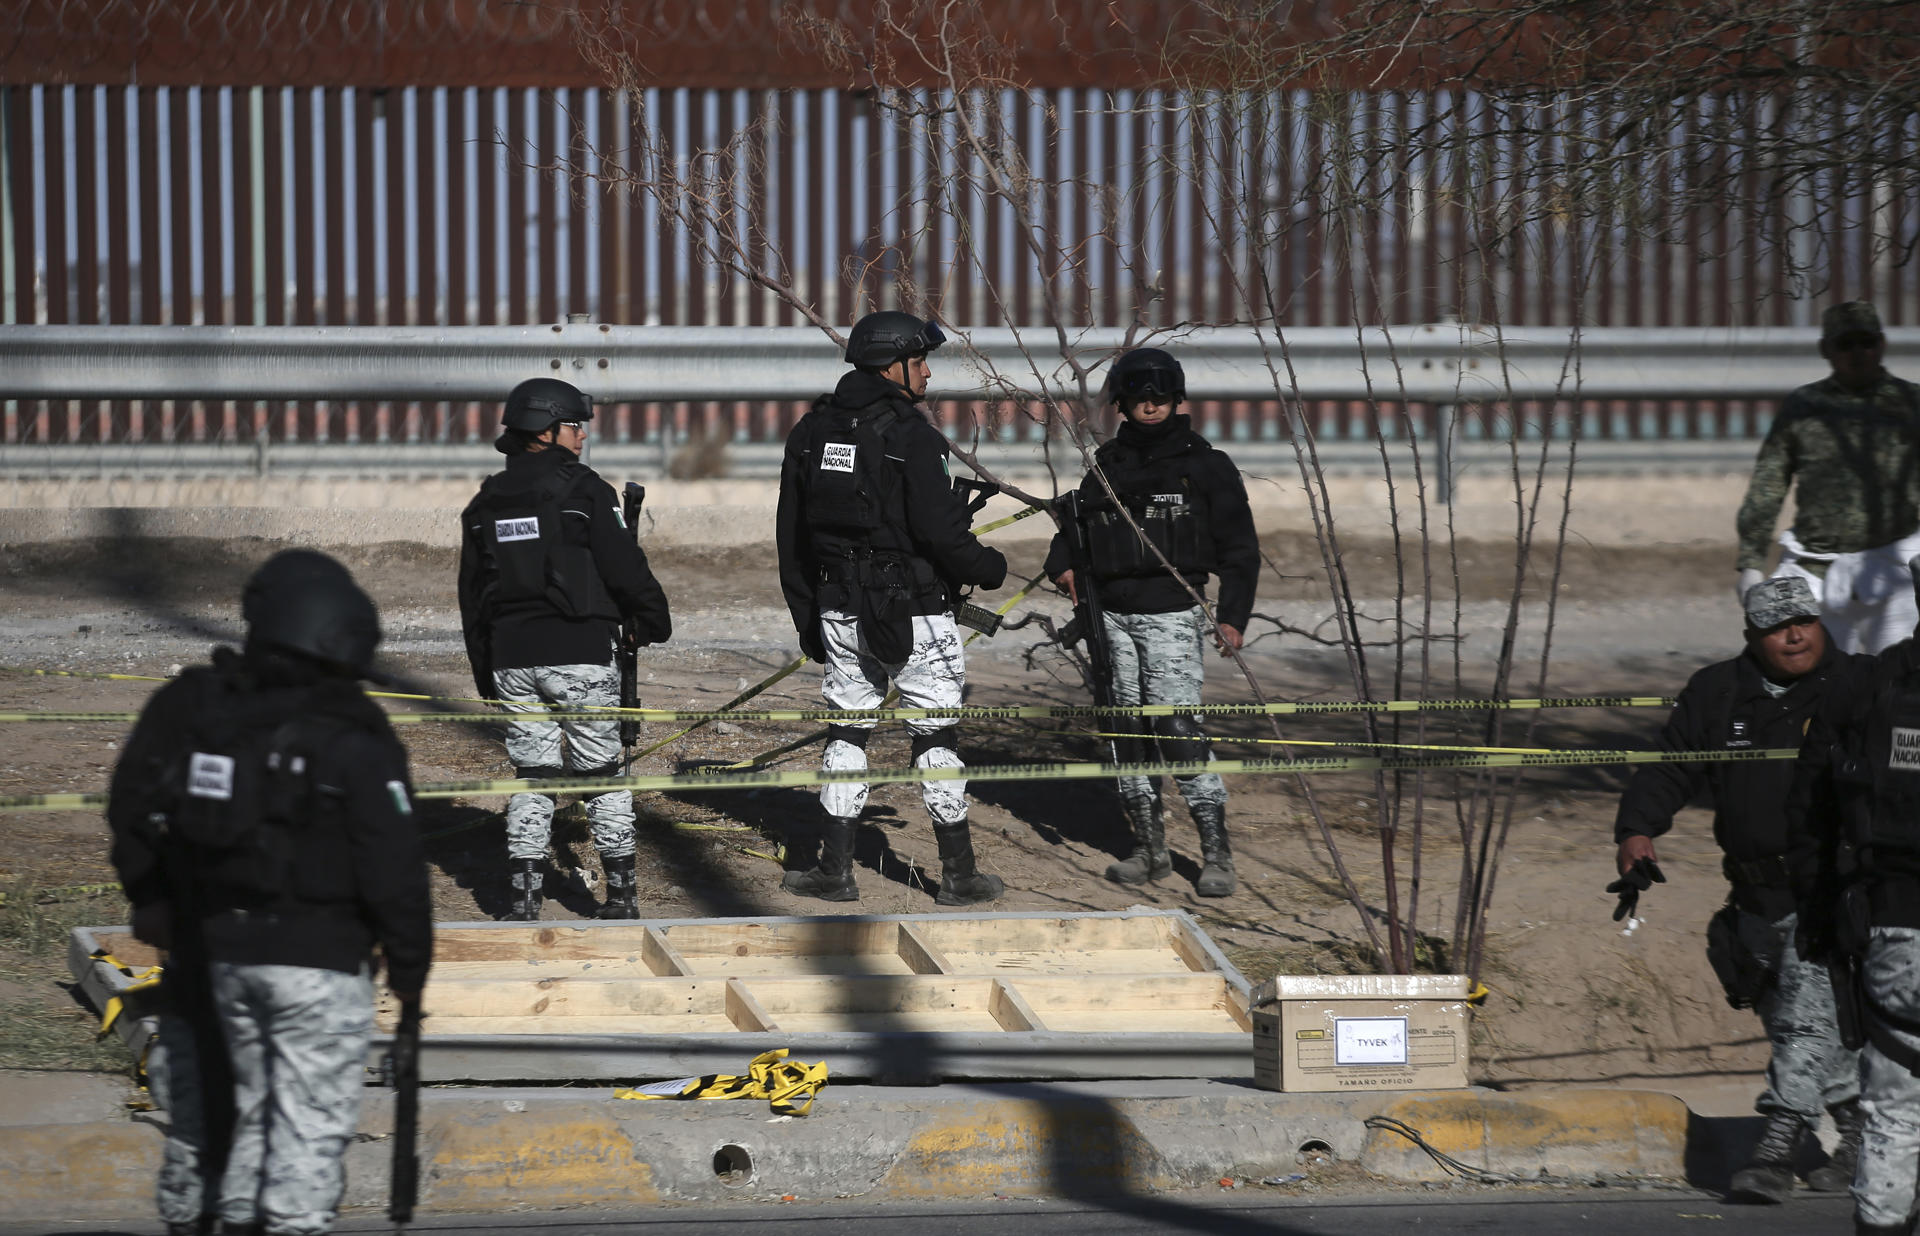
[{"x1": 12, "y1": 1191, "x2": 1856, "y2": 1236}]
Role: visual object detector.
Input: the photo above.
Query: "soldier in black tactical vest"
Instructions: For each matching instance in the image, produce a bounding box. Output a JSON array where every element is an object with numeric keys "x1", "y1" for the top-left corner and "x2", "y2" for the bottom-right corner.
[
  {"x1": 1788, "y1": 557, "x2": 1920, "y2": 1235},
  {"x1": 775, "y1": 311, "x2": 1009, "y2": 904},
  {"x1": 1043, "y1": 347, "x2": 1260, "y2": 897},
  {"x1": 108, "y1": 550, "x2": 432, "y2": 1236},
  {"x1": 459, "y1": 378, "x2": 672, "y2": 921},
  {"x1": 1613, "y1": 576, "x2": 1870, "y2": 1205}
]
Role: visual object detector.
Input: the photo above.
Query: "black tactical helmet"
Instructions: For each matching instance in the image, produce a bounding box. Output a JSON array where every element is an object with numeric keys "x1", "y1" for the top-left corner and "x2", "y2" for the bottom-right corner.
[
  {"x1": 844, "y1": 311, "x2": 947, "y2": 369},
  {"x1": 241, "y1": 550, "x2": 383, "y2": 679},
  {"x1": 1106, "y1": 347, "x2": 1186, "y2": 406},
  {"x1": 502, "y1": 378, "x2": 594, "y2": 433}
]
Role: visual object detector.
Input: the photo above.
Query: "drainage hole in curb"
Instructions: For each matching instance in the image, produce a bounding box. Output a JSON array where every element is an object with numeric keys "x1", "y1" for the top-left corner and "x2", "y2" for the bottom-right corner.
[
  {"x1": 713, "y1": 1143, "x2": 754, "y2": 1187},
  {"x1": 1297, "y1": 1139, "x2": 1334, "y2": 1167}
]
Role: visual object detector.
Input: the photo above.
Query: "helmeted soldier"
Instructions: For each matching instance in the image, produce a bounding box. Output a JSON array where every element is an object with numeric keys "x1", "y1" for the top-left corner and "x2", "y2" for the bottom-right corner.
[
  {"x1": 458, "y1": 378, "x2": 672, "y2": 920},
  {"x1": 775, "y1": 310, "x2": 1009, "y2": 904},
  {"x1": 1614, "y1": 576, "x2": 1871, "y2": 1205},
  {"x1": 1738, "y1": 301, "x2": 1920, "y2": 654},
  {"x1": 1042, "y1": 346, "x2": 1260, "y2": 897},
  {"x1": 107, "y1": 550, "x2": 432, "y2": 1236},
  {"x1": 1787, "y1": 557, "x2": 1920, "y2": 1235}
]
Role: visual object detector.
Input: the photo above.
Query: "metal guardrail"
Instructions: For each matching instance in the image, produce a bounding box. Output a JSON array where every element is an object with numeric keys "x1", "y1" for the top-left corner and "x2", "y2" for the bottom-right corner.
[
  {"x1": 0, "y1": 438, "x2": 1762, "y2": 482},
  {"x1": 3, "y1": 322, "x2": 1914, "y2": 404}
]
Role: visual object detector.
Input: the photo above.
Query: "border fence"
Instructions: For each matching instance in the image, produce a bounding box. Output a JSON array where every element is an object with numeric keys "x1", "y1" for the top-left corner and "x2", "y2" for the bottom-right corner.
[{"x1": 3, "y1": 78, "x2": 1918, "y2": 447}]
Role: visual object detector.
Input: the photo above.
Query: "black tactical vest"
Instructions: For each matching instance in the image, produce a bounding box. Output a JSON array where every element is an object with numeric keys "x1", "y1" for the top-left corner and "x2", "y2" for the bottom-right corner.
[
  {"x1": 797, "y1": 397, "x2": 905, "y2": 547},
  {"x1": 467, "y1": 461, "x2": 619, "y2": 622},
  {"x1": 162, "y1": 669, "x2": 383, "y2": 910},
  {"x1": 1847, "y1": 670, "x2": 1920, "y2": 859},
  {"x1": 1084, "y1": 436, "x2": 1217, "y2": 580}
]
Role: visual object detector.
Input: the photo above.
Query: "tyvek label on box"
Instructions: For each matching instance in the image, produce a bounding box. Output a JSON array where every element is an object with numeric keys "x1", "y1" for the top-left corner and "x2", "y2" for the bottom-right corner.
[{"x1": 1333, "y1": 1016, "x2": 1408, "y2": 1065}]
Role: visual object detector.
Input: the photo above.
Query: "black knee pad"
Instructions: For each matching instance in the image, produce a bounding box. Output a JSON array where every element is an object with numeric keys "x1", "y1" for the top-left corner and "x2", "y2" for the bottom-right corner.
[
  {"x1": 911, "y1": 727, "x2": 958, "y2": 760},
  {"x1": 1153, "y1": 714, "x2": 1211, "y2": 764},
  {"x1": 826, "y1": 724, "x2": 872, "y2": 749}
]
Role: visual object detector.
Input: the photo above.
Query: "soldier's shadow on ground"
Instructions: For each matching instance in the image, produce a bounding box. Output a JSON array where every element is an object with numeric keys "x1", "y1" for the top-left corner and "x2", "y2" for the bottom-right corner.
[
  {"x1": 965, "y1": 732, "x2": 1134, "y2": 861},
  {"x1": 661, "y1": 767, "x2": 941, "y2": 901},
  {"x1": 417, "y1": 804, "x2": 612, "y2": 921}
]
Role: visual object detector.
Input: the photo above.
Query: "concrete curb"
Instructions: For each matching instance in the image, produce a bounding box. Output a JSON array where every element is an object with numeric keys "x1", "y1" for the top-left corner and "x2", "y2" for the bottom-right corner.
[{"x1": 0, "y1": 1082, "x2": 1693, "y2": 1221}]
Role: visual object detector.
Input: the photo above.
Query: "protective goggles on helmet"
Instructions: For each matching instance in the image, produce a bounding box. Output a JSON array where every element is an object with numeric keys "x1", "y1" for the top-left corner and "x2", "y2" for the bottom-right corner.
[
  {"x1": 904, "y1": 320, "x2": 947, "y2": 357},
  {"x1": 1114, "y1": 364, "x2": 1182, "y2": 399}
]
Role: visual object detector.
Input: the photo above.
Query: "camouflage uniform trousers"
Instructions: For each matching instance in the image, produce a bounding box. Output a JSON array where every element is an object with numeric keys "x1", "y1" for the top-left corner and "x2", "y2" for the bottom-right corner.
[
  {"x1": 152, "y1": 963, "x2": 373, "y2": 1235},
  {"x1": 1855, "y1": 925, "x2": 1920, "y2": 1228},
  {"x1": 817, "y1": 610, "x2": 968, "y2": 827},
  {"x1": 493, "y1": 661, "x2": 635, "y2": 861},
  {"x1": 1734, "y1": 908, "x2": 1859, "y2": 1124},
  {"x1": 1101, "y1": 607, "x2": 1225, "y2": 815}
]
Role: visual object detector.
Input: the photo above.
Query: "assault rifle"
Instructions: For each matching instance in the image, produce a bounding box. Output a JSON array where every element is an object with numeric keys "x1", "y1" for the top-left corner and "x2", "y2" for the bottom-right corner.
[
  {"x1": 950, "y1": 478, "x2": 1003, "y2": 636},
  {"x1": 387, "y1": 998, "x2": 423, "y2": 1232},
  {"x1": 1055, "y1": 491, "x2": 1126, "y2": 759},
  {"x1": 619, "y1": 483, "x2": 647, "y2": 771}
]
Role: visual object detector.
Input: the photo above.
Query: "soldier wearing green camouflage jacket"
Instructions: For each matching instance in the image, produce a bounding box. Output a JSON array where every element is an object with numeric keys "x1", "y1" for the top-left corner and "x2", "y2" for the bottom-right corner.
[{"x1": 1737, "y1": 302, "x2": 1920, "y2": 655}]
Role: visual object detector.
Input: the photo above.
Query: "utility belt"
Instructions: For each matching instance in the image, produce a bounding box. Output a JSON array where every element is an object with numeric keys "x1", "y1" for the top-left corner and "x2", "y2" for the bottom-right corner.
[
  {"x1": 818, "y1": 548, "x2": 934, "y2": 594},
  {"x1": 1722, "y1": 853, "x2": 1794, "y2": 890}
]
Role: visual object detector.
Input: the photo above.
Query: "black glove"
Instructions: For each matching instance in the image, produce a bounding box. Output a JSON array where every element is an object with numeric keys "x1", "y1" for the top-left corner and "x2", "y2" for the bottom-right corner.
[
  {"x1": 798, "y1": 626, "x2": 826, "y2": 664},
  {"x1": 1605, "y1": 857, "x2": 1665, "y2": 922}
]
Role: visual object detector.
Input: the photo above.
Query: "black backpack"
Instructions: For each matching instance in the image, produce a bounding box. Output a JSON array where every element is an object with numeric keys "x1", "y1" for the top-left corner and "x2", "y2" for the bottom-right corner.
[
  {"x1": 161, "y1": 669, "x2": 376, "y2": 908},
  {"x1": 799, "y1": 399, "x2": 903, "y2": 540}
]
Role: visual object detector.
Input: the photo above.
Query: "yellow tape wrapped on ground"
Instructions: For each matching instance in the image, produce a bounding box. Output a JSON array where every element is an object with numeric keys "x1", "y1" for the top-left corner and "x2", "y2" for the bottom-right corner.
[
  {"x1": 613, "y1": 1048, "x2": 829, "y2": 1116},
  {"x1": 90, "y1": 949, "x2": 163, "y2": 1039}
]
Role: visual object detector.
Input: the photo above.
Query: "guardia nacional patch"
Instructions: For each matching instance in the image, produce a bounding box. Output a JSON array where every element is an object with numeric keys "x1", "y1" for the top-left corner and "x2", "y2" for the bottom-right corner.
[{"x1": 1892, "y1": 728, "x2": 1920, "y2": 771}]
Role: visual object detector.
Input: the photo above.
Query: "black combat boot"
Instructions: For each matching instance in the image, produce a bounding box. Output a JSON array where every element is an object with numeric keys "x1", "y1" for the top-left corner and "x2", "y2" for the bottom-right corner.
[
  {"x1": 1190, "y1": 801, "x2": 1236, "y2": 897},
  {"x1": 1809, "y1": 1099, "x2": 1865, "y2": 1192},
  {"x1": 782, "y1": 816, "x2": 860, "y2": 902},
  {"x1": 933, "y1": 822, "x2": 1005, "y2": 905},
  {"x1": 1728, "y1": 1110, "x2": 1805, "y2": 1203},
  {"x1": 1106, "y1": 798, "x2": 1171, "y2": 885},
  {"x1": 596, "y1": 853, "x2": 640, "y2": 919},
  {"x1": 505, "y1": 857, "x2": 544, "y2": 922}
]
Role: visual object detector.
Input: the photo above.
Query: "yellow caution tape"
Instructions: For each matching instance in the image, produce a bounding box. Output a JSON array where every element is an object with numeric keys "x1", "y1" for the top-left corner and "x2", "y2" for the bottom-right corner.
[
  {"x1": 614, "y1": 1047, "x2": 829, "y2": 1116},
  {"x1": 0, "y1": 695, "x2": 1681, "y2": 726},
  {"x1": 0, "y1": 746, "x2": 1800, "y2": 812},
  {"x1": 630, "y1": 654, "x2": 810, "y2": 761},
  {"x1": 1078, "y1": 729, "x2": 1558, "y2": 755},
  {"x1": 0, "y1": 667, "x2": 170, "y2": 682},
  {"x1": 970, "y1": 504, "x2": 1046, "y2": 536}
]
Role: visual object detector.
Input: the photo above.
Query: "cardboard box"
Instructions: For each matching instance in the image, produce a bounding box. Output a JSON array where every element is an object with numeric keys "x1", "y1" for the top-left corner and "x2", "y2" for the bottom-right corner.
[{"x1": 1251, "y1": 974, "x2": 1470, "y2": 1092}]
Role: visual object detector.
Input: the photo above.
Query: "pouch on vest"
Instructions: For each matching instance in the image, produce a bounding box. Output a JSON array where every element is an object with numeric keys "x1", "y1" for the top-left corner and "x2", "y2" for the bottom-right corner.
[
  {"x1": 1086, "y1": 494, "x2": 1211, "y2": 579},
  {"x1": 170, "y1": 714, "x2": 328, "y2": 907},
  {"x1": 803, "y1": 404, "x2": 899, "y2": 537},
  {"x1": 1704, "y1": 902, "x2": 1774, "y2": 1010},
  {"x1": 857, "y1": 555, "x2": 916, "y2": 663}
]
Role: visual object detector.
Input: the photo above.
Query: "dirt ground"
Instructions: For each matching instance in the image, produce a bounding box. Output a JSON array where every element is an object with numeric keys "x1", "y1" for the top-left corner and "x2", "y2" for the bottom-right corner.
[{"x1": 0, "y1": 528, "x2": 1765, "y2": 1100}]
